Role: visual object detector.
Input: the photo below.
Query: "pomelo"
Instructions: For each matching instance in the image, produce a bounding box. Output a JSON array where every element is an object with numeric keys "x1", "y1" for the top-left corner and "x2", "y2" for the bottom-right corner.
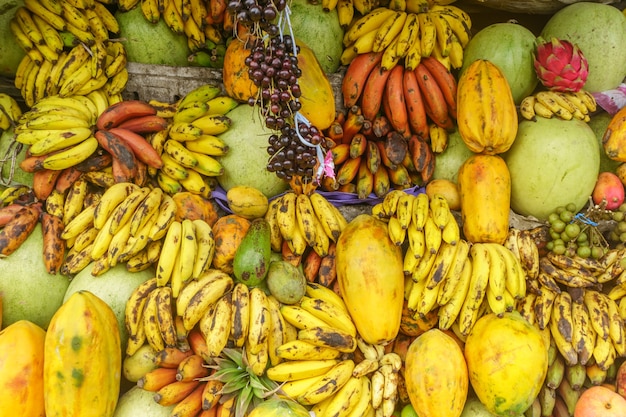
[
  {"x1": 503, "y1": 117, "x2": 599, "y2": 221},
  {"x1": 116, "y1": 6, "x2": 190, "y2": 66},
  {"x1": 460, "y1": 22, "x2": 538, "y2": 105},
  {"x1": 540, "y1": 2, "x2": 626, "y2": 93},
  {"x1": 286, "y1": 0, "x2": 344, "y2": 74},
  {"x1": 114, "y1": 386, "x2": 175, "y2": 417},
  {"x1": 216, "y1": 104, "x2": 289, "y2": 198},
  {"x1": 0, "y1": 223, "x2": 70, "y2": 329},
  {"x1": 64, "y1": 262, "x2": 155, "y2": 354},
  {"x1": 433, "y1": 127, "x2": 475, "y2": 183},
  {"x1": 0, "y1": 0, "x2": 26, "y2": 77}
]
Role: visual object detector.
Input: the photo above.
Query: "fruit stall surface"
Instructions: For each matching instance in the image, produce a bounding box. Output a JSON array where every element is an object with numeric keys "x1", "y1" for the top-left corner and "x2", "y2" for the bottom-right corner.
[{"x1": 2, "y1": 1, "x2": 626, "y2": 417}]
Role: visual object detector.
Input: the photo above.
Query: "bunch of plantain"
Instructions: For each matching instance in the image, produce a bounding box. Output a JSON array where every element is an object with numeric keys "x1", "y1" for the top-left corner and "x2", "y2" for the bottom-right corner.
[
  {"x1": 519, "y1": 90, "x2": 597, "y2": 122},
  {"x1": 321, "y1": 105, "x2": 436, "y2": 199},
  {"x1": 11, "y1": 0, "x2": 129, "y2": 107},
  {"x1": 149, "y1": 84, "x2": 238, "y2": 198},
  {"x1": 339, "y1": 2, "x2": 471, "y2": 71}
]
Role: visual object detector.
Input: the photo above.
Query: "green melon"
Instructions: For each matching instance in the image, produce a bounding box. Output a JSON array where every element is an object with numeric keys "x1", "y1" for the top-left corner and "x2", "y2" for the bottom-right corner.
[
  {"x1": 0, "y1": 0, "x2": 26, "y2": 77},
  {"x1": 540, "y1": 2, "x2": 626, "y2": 93},
  {"x1": 116, "y1": 6, "x2": 190, "y2": 66},
  {"x1": 460, "y1": 22, "x2": 538, "y2": 105},
  {"x1": 285, "y1": 0, "x2": 344, "y2": 74},
  {"x1": 216, "y1": 104, "x2": 289, "y2": 198},
  {"x1": 0, "y1": 224, "x2": 70, "y2": 330},
  {"x1": 433, "y1": 127, "x2": 475, "y2": 183}
]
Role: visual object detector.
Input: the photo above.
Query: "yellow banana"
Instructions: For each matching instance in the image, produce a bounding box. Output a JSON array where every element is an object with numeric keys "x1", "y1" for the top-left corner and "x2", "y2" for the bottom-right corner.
[
  {"x1": 248, "y1": 287, "x2": 272, "y2": 354},
  {"x1": 155, "y1": 220, "x2": 183, "y2": 287},
  {"x1": 199, "y1": 294, "x2": 232, "y2": 357},
  {"x1": 41, "y1": 136, "x2": 98, "y2": 170}
]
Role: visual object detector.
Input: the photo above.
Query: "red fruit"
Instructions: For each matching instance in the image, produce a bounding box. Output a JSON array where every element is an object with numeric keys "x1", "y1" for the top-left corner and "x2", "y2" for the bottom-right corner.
[{"x1": 592, "y1": 171, "x2": 625, "y2": 210}]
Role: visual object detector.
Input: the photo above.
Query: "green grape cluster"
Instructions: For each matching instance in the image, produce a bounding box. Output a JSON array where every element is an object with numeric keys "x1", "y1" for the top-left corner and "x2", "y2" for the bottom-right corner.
[{"x1": 545, "y1": 202, "x2": 611, "y2": 259}]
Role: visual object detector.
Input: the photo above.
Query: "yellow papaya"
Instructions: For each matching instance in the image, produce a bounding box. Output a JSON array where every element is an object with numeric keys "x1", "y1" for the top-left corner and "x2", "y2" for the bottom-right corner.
[
  {"x1": 457, "y1": 153, "x2": 511, "y2": 244},
  {"x1": 457, "y1": 59, "x2": 518, "y2": 155},
  {"x1": 335, "y1": 214, "x2": 404, "y2": 345},
  {"x1": 44, "y1": 290, "x2": 121, "y2": 417},
  {"x1": 0, "y1": 320, "x2": 46, "y2": 416},
  {"x1": 296, "y1": 39, "x2": 336, "y2": 131},
  {"x1": 404, "y1": 329, "x2": 468, "y2": 417},
  {"x1": 464, "y1": 312, "x2": 548, "y2": 417}
]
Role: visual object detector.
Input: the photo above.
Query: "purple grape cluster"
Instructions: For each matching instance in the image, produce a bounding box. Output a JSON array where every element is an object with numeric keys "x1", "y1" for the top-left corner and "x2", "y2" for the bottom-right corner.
[{"x1": 266, "y1": 122, "x2": 324, "y2": 181}]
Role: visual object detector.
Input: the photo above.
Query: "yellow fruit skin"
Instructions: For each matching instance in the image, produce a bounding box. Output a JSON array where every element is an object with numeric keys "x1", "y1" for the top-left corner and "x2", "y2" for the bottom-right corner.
[
  {"x1": 335, "y1": 214, "x2": 404, "y2": 345},
  {"x1": 456, "y1": 59, "x2": 518, "y2": 155},
  {"x1": 457, "y1": 154, "x2": 511, "y2": 245},
  {"x1": 296, "y1": 40, "x2": 336, "y2": 131},
  {"x1": 404, "y1": 329, "x2": 468, "y2": 417},
  {"x1": 0, "y1": 320, "x2": 46, "y2": 417},
  {"x1": 603, "y1": 105, "x2": 626, "y2": 162},
  {"x1": 226, "y1": 185, "x2": 269, "y2": 220},
  {"x1": 464, "y1": 312, "x2": 549, "y2": 417},
  {"x1": 44, "y1": 291, "x2": 122, "y2": 417}
]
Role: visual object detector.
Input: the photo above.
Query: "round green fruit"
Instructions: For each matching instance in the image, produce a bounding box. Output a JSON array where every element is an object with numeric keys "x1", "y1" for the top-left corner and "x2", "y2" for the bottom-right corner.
[
  {"x1": 433, "y1": 127, "x2": 474, "y2": 183},
  {"x1": 0, "y1": 0, "x2": 26, "y2": 77},
  {"x1": 216, "y1": 104, "x2": 289, "y2": 198},
  {"x1": 266, "y1": 260, "x2": 307, "y2": 305},
  {"x1": 115, "y1": 6, "x2": 190, "y2": 66},
  {"x1": 0, "y1": 223, "x2": 70, "y2": 330},
  {"x1": 540, "y1": 2, "x2": 626, "y2": 93},
  {"x1": 503, "y1": 117, "x2": 599, "y2": 221},
  {"x1": 460, "y1": 22, "x2": 538, "y2": 105},
  {"x1": 588, "y1": 112, "x2": 621, "y2": 174},
  {"x1": 114, "y1": 386, "x2": 175, "y2": 417},
  {"x1": 286, "y1": 0, "x2": 344, "y2": 74},
  {"x1": 460, "y1": 395, "x2": 501, "y2": 417},
  {"x1": 64, "y1": 262, "x2": 155, "y2": 354},
  {"x1": 247, "y1": 398, "x2": 311, "y2": 417}
]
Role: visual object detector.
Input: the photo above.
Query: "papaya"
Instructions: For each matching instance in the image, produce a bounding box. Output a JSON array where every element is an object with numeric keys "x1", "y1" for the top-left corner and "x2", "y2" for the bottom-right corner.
[
  {"x1": 404, "y1": 329, "x2": 468, "y2": 417},
  {"x1": 44, "y1": 290, "x2": 121, "y2": 417},
  {"x1": 456, "y1": 59, "x2": 518, "y2": 155},
  {"x1": 296, "y1": 40, "x2": 336, "y2": 131},
  {"x1": 464, "y1": 312, "x2": 549, "y2": 417},
  {"x1": 232, "y1": 218, "x2": 272, "y2": 287},
  {"x1": 0, "y1": 320, "x2": 46, "y2": 416},
  {"x1": 457, "y1": 154, "x2": 511, "y2": 244},
  {"x1": 211, "y1": 214, "x2": 251, "y2": 274},
  {"x1": 335, "y1": 214, "x2": 404, "y2": 345}
]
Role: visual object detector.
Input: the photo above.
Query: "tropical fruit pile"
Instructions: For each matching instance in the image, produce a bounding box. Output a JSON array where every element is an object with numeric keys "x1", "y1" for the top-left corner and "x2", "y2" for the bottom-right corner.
[{"x1": 3, "y1": 1, "x2": 626, "y2": 417}]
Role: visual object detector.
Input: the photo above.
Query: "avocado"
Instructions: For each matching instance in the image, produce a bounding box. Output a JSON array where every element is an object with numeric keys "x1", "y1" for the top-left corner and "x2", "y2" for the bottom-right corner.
[{"x1": 232, "y1": 218, "x2": 272, "y2": 287}]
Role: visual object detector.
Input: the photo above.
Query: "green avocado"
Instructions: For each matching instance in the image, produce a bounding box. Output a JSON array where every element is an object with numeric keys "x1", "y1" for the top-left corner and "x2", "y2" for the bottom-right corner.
[{"x1": 232, "y1": 218, "x2": 272, "y2": 287}]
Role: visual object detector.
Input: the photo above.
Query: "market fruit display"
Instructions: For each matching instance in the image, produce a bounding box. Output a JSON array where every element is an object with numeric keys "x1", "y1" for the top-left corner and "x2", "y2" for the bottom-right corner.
[{"x1": 3, "y1": 0, "x2": 626, "y2": 416}]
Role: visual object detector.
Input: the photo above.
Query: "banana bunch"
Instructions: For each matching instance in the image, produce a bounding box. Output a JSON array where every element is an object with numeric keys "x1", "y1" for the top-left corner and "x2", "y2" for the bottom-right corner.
[
  {"x1": 93, "y1": 99, "x2": 170, "y2": 184},
  {"x1": 0, "y1": 94, "x2": 23, "y2": 132},
  {"x1": 519, "y1": 90, "x2": 597, "y2": 123},
  {"x1": 136, "y1": 351, "x2": 211, "y2": 415},
  {"x1": 537, "y1": 349, "x2": 590, "y2": 417},
  {"x1": 340, "y1": 4, "x2": 471, "y2": 71},
  {"x1": 13, "y1": 39, "x2": 127, "y2": 107},
  {"x1": 9, "y1": 0, "x2": 120, "y2": 64},
  {"x1": 187, "y1": 39, "x2": 227, "y2": 69},
  {"x1": 59, "y1": 182, "x2": 173, "y2": 276},
  {"x1": 155, "y1": 217, "x2": 219, "y2": 298},
  {"x1": 269, "y1": 283, "x2": 379, "y2": 415},
  {"x1": 265, "y1": 191, "x2": 348, "y2": 257},
  {"x1": 339, "y1": 54, "x2": 457, "y2": 160},
  {"x1": 151, "y1": 85, "x2": 237, "y2": 198},
  {"x1": 519, "y1": 286, "x2": 626, "y2": 372},
  {"x1": 125, "y1": 268, "x2": 233, "y2": 355},
  {"x1": 14, "y1": 94, "x2": 103, "y2": 172},
  {"x1": 301, "y1": 242, "x2": 339, "y2": 287},
  {"x1": 0, "y1": 202, "x2": 42, "y2": 257},
  {"x1": 321, "y1": 108, "x2": 435, "y2": 198},
  {"x1": 0, "y1": 185, "x2": 33, "y2": 207},
  {"x1": 136, "y1": 0, "x2": 227, "y2": 52}
]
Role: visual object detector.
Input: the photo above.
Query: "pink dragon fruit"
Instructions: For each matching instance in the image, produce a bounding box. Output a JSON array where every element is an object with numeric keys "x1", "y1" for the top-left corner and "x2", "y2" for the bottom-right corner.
[{"x1": 533, "y1": 37, "x2": 589, "y2": 92}]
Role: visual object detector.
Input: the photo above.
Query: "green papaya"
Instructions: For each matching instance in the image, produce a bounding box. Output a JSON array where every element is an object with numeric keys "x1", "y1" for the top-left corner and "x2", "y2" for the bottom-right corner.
[{"x1": 232, "y1": 218, "x2": 271, "y2": 287}]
